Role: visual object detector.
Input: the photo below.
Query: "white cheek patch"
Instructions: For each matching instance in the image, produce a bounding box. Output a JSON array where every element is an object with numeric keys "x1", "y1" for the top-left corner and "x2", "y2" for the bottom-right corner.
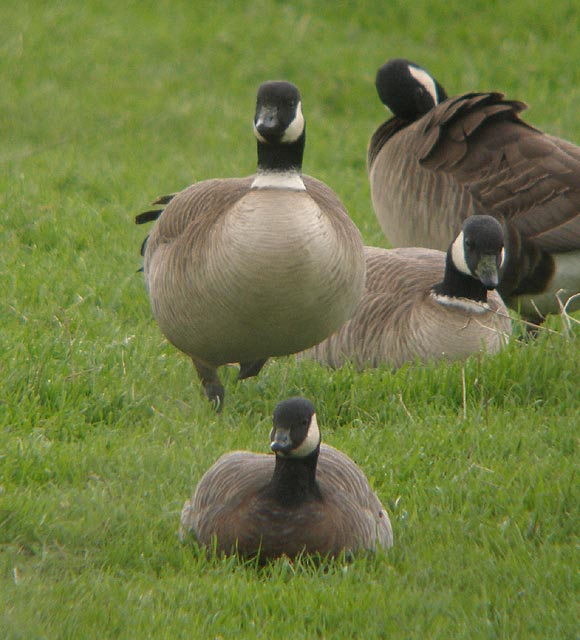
[
  {"x1": 281, "y1": 102, "x2": 304, "y2": 143},
  {"x1": 499, "y1": 247, "x2": 505, "y2": 269},
  {"x1": 291, "y1": 413, "x2": 321, "y2": 458},
  {"x1": 409, "y1": 65, "x2": 439, "y2": 105},
  {"x1": 451, "y1": 231, "x2": 472, "y2": 276}
]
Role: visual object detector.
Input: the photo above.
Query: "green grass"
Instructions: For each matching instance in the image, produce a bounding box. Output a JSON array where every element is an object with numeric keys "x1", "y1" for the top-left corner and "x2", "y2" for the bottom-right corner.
[{"x1": 2, "y1": 0, "x2": 580, "y2": 637}]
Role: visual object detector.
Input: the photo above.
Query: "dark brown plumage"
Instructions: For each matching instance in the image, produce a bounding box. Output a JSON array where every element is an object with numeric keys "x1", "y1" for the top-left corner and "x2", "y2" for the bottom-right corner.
[
  {"x1": 179, "y1": 398, "x2": 393, "y2": 561},
  {"x1": 369, "y1": 58, "x2": 580, "y2": 323}
]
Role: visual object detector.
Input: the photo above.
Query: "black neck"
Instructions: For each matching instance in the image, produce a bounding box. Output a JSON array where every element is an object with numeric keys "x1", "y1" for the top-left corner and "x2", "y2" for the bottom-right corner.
[
  {"x1": 256, "y1": 133, "x2": 305, "y2": 173},
  {"x1": 431, "y1": 251, "x2": 488, "y2": 302},
  {"x1": 267, "y1": 447, "x2": 321, "y2": 505}
]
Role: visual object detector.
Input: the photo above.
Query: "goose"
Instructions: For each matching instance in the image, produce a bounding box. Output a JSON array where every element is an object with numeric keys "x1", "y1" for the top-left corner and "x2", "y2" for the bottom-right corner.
[
  {"x1": 300, "y1": 215, "x2": 511, "y2": 369},
  {"x1": 179, "y1": 397, "x2": 393, "y2": 560},
  {"x1": 137, "y1": 81, "x2": 365, "y2": 409},
  {"x1": 368, "y1": 57, "x2": 580, "y2": 324}
]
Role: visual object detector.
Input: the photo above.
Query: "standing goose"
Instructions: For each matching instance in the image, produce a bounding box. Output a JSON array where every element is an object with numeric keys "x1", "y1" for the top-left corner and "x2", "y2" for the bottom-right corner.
[
  {"x1": 138, "y1": 81, "x2": 365, "y2": 408},
  {"x1": 300, "y1": 216, "x2": 511, "y2": 369},
  {"x1": 368, "y1": 58, "x2": 580, "y2": 324},
  {"x1": 179, "y1": 397, "x2": 393, "y2": 560}
]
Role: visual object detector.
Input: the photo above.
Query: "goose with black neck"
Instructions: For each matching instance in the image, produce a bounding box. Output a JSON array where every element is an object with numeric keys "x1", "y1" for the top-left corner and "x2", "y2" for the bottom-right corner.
[
  {"x1": 137, "y1": 81, "x2": 364, "y2": 409},
  {"x1": 368, "y1": 57, "x2": 580, "y2": 325},
  {"x1": 300, "y1": 215, "x2": 511, "y2": 369},
  {"x1": 179, "y1": 397, "x2": 393, "y2": 560}
]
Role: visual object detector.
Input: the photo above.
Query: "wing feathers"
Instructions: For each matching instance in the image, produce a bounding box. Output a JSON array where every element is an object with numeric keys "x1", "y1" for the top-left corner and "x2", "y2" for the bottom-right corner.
[{"x1": 409, "y1": 94, "x2": 580, "y2": 252}]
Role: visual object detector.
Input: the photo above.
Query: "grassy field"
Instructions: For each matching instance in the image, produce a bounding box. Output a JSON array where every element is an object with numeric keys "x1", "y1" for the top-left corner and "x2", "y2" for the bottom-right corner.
[{"x1": 2, "y1": 0, "x2": 579, "y2": 637}]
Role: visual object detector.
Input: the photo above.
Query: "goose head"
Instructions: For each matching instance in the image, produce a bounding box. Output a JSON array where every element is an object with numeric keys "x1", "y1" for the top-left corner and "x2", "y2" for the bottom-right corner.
[
  {"x1": 375, "y1": 58, "x2": 448, "y2": 121},
  {"x1": 451, "y1": 215, "x2": 505, "y2": 290},
  {"x1": 252, "y1": 81, "x2": 306, "y2": 181},
  {"x1": 254, "y1": 81, "x2": 305, "y2": 145},
  {"x1": 270, "y1": 397, "x2": 320, "y2": 459}
]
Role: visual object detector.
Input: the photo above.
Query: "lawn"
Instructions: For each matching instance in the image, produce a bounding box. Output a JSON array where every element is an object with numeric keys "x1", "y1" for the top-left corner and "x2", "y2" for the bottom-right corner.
[{"x1": 1, "y1": 0, "x2": 579, "y2": 638}]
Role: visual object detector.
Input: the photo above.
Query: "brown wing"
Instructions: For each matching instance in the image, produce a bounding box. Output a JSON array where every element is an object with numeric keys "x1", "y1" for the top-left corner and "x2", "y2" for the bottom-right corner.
[
  {"x1": 144, "y1": 174, "x2": 358, "y2": 261},
  {"x1": 303, "y1": 247, "x2": 444, "y2": 368},
  {"x1": 302, "y1": 175, "x2": 366, "y2": 250},
  {"x1": 367, "y1": 117, "x2": 410, "y2": 168},
  {"x1": 179, "y1": 450, "x2": 272, "y2": 545},
  {"x1": 317, "y1": 444, "x2": 393, "y2": 551},
  {"x1": 144, "y1": 177, "x2": 254, "y2": 259},
  {"x1": 350, "y1": 248, "x2": 444, "y2": 365},
  {"x1": 302, "y1": 175, "x2": 347, "y2": 212},
  {"x1": 418, "y1": 93, "x2": 580, "y2": 252}
]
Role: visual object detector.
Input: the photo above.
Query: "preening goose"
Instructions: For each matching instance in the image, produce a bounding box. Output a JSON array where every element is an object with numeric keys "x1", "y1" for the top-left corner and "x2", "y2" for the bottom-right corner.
[
  {"x1": 368, "y1": 58, "x2": 580, "y2": 324},
  {"x1": 300, "y1": 216, "x2": 511, "y2": 369},
  {"x1": 137, "y1": 81, "x2": 365, "y2": 409},
  {"x1": 179, "y1": 397, "x2": 393, "y2": 560}
]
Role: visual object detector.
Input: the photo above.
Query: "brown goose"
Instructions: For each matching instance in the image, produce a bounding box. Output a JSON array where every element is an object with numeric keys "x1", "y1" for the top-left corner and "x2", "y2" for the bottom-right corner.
[
  {"x1": 368, "y1": 58, "x2": 580, "y2": 324},
  {"x1": 137, "y1": 81, "x2": 365, "y2": 409},
  {"x1": 301, "y1": 216, "x2": 511, "y2": 369},
  {"x1": 179, "y1": 397, "x2": 393, "y2": 560}
]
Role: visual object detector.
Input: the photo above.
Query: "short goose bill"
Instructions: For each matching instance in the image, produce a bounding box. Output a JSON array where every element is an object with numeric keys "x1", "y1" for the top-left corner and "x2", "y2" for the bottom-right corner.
[
  {"x1": 253, "y1": 106, "x2": 277, "y2": 143},
  {"x1": 270, "y1": 413, "x2": 321, "y2": 458},
  {"x1": 475, "y1": 252, "x2": 503, "y2": 289}
]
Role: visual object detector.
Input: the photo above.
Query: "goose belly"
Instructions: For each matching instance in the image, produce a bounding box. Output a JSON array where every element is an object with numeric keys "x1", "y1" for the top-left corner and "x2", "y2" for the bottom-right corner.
[
  {"x1": 148, "y1": 191, "x2": 364, "y2": 365},
  {"x1": 515, "y1": 249, "x2": 580, "y2": 319}
]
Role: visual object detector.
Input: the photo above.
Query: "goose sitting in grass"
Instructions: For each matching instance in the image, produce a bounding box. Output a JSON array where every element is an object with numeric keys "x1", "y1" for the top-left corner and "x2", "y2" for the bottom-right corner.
[
  {"x1": 368, "y1": 57, "x2": 580, "y2": 325},
  {"x1": 179, "y1": 397, "x2": 393, "y2": 560},
  {"x1": 300, "y1": 215, "x2": 511, "y2": 370},
  {"x1": 136, "y1": 81, "x2": 364, "y2": 409}
]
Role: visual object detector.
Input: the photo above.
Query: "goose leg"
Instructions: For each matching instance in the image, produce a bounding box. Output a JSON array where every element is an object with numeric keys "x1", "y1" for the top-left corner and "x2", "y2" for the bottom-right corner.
[
  {"x1": 192, "y1": 358, "x2": 224, "y2": 411},
  {"x1": 238, "y1": 358, "x2": 268, "y2": 380}
]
